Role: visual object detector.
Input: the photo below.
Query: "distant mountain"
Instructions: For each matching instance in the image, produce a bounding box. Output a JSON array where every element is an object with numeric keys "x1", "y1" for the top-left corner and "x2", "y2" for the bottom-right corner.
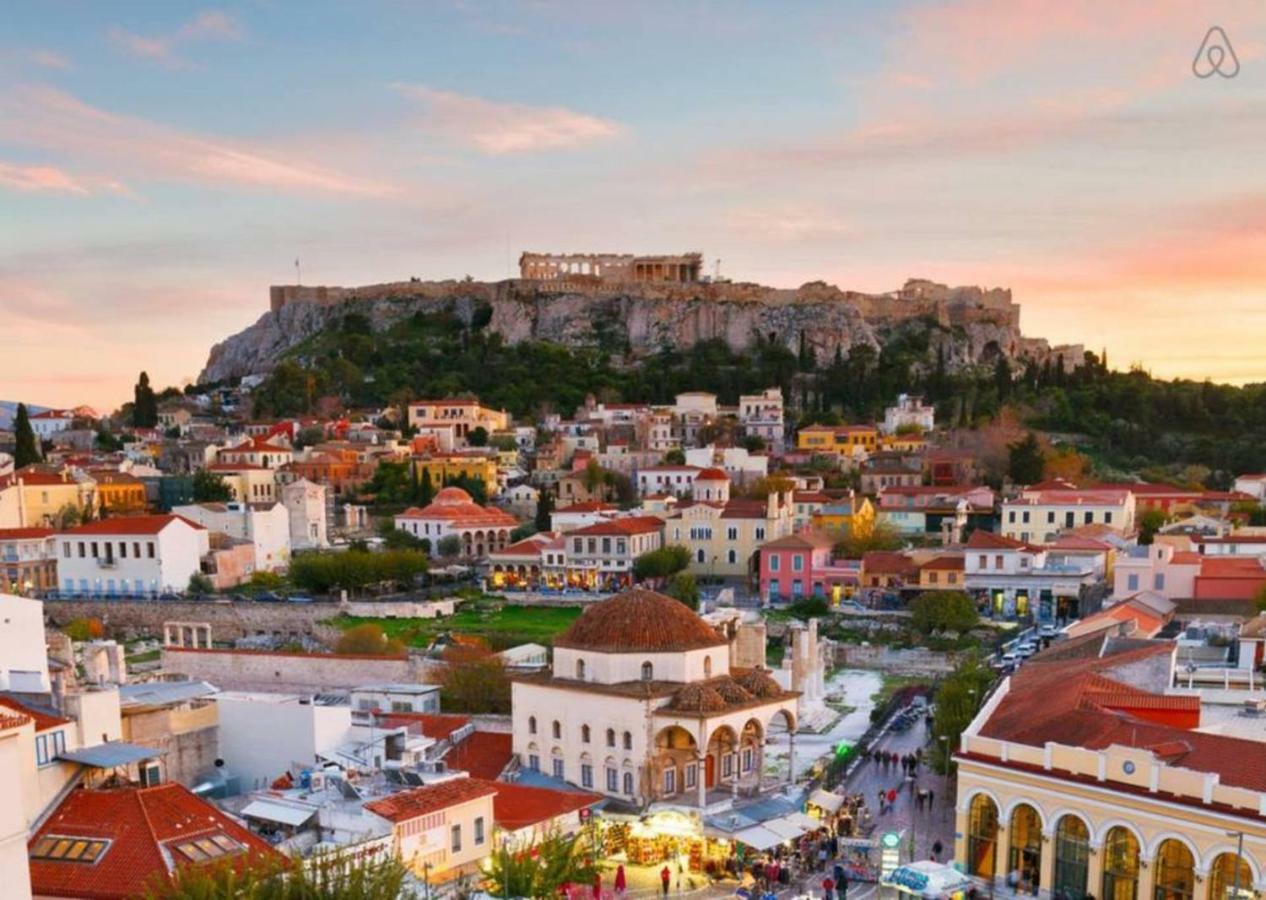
[{"x1": 0, "y1": 401, "x2": 48, "y2": 431}]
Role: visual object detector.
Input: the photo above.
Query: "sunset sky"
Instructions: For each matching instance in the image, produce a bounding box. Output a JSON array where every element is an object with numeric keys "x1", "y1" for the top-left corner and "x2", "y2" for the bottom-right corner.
[{"x1": 4, "y1": 1, "x2": 1266, "y2": 411}]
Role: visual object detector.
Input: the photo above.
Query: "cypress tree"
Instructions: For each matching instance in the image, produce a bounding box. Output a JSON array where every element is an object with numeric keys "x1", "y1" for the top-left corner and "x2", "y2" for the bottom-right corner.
[
  {"x1": 132, "y1": 371, "x2": 158, "y2": 428},
  {"x1": 534, "y1": 487, "x2": 554, "y2": 533},
  {"x1": 13, "y1": 403, "x2": 40, "y2": 468}
]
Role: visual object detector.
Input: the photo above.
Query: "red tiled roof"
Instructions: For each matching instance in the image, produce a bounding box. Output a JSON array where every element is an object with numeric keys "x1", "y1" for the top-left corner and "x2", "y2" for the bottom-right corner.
[
  {"x1": 792, "y1": 491, "x2": 830, "y2": 503},
  {"x1": 397, "y1": 488, "x2": 518, "y2": 528},
  {"x1": 861, "y1": 551, "x2": 918, "y2": 576},
  {"x1": 479, "y1": 778, "x2": 602, "y2": 831},
  {"x1": 29, "y1": 784, "x2": 282, "y2": 900},
  {"x1": 206, "y1": 462, "x2": 266, "y2": 471},
  {"x1": 696, "y1": 468, "x2": 729, "y2": 481},
  {"x1": 0, "y1": 469, "x2": 74, "y2": 487},
  {"x1": 966, "y1": 530, "x2": 1035, "y2": 551},
  {"x1": 920, "y1": 555, "x2": 964, "y2": 571},
  {"x1": 63, "y1": 514, "x2": 204, "y2": 536},
  {"x1": 569, "y1": 516, "x2": 664, "y2": 537},
  {"x1": 364, "y1": 778, "x2": 498, "y2": 823},
  {"x1": 720, "y1": 500, "x2": 769, "y2": 520},
  {"x1": 0, "y1": 527, "x2": 55, "y2": 540},
  {"x1": 761, "y1": 531, "x2": 835, "y2": 551},
  {"x1": 554, "y1": 502, "x2": 617, "y2": 513},
  {"x1": 555, "y1": 587, "x2": 727, "y2": 653},
  {"x1": 445, "y1": 732, "x2": 514, "y2": 780},
  {"x1": 0, "y1": 696, "x2": 70, "y2": 733}
]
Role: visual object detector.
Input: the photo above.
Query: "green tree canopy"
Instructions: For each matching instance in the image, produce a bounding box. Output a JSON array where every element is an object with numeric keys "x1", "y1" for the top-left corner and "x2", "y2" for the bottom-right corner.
[
  {"x1": 909, "y1": 591, "x2": 980, "y2": 635},
  {"x1": 634, "y1": 545, "x2": 691, "y2": 582},
  {"x1": 192, "y1": 469, "x2": 233, "y2": 502},
  {"x1": 534, "y1": 487, "x2": 554, "y2": 532},
  {"x1": 483, "y1": 826, "x2": 601, "y2": 900},
  {"x1": 132, "y1": 371, "x2": 158, "y2": 428},
  {"x1": 335, "y1": 622, "x2": 406, "y2": 656},
  {"x1": 1007, "y1": 432, "x2": 1045, "y2": 485},
  {"x1": 665, "y1": 572, "x2": 700, "y2": 610},
  {"x1": 13, "y1": 403, "x2": 40, "y2": 467}
]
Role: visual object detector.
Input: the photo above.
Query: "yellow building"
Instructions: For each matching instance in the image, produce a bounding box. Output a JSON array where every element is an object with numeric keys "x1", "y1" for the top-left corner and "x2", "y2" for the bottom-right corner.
[
  {"x1": 412, "y1": 453, "x2": 499, "y2": 498},
  {"x1": 206, "y1": 464, "x2": 278, "y2": 503},
  {"x1": 88, "y1": 471, "x2": 148, "y2": 515},
  {"x1": 796, "y1": 424, "x2": 879, "y2": 457},
  {"x1": 810, "y1": 495, "x2": 876, "y2": 537},
  {"x1": 955, "y1": 638, "x2": 1266, "y2": 900},
  {"x1": 879, "y1": 432, "x2": 928, "y2": 453},
  {"x1": 665, "y1": 491, "x2": 795, "y2": 578},
  {"x1": 0, "y1": 468, "x2": 96, "y2": 527}
]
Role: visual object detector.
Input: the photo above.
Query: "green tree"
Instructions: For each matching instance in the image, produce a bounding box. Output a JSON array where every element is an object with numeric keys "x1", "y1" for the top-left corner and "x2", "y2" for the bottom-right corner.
[
  {"x1": 437, "y1": 534, "x2": 463, "y2": 558},
  {"x1": 187, "y1": 572, "x2": 215, "y2": 595},
  {"x1": 13, "y1": 403, "x2": 40, "y2": 467},
  {"x1": 534, "y1": 487, "x2": 554, "y2": 532},
  {"x1": 192, "y1": 469, "x2": 233, "y2": 502},
  {"x1": 1138, "y1": 508, "x2": 1167, "y2": 545},
  {"x1": 633, "y1": 545, "x2": 691, "y2": 582},
  {"x1": 664, "y1": 448, "x2": 686, "y2": 465},
  {"x1": 294, "y1": 426, "x2": 325, "y2": 449},
  {"x1": 438, "y1": 644, "x2": 511, "y2": 714},
  {"x1": 930, "y1": 657, "x2": 995, "y2": 774},
  {"x1": 1254, "y1": 583, "x2": 1266, "y2": 614},
  {"x1": 468, "y1": 426, "x2": 489, "y2": 447},
  {"x1": 1007, "y1": 432, "x2": 1045, "y2": 485},
  {"x1": 665, "y1": 572, "x2": 700, "y2": 610},
  {"x1": 909, "y1": 591, "x2": 979, "y2": 635},
  {"x1": 132, "y1": 371, "x2": 158, "y2": 428},
  {"x1": 144, "y1": 847, "x2": 410, "y2": 899},
  {"x1": 418, "y1": 467, "x2": 435, "y2": 505},
  {"x1": 483, "y1": 826, "x2": 601, "y2": 900},
  {"x1": 335, "y1": 623, "x2": 405, "y2": 656}
]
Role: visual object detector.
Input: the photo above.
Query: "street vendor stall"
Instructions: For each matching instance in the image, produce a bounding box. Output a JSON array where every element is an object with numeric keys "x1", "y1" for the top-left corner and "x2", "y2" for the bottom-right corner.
[{"x1": 881, "y1": 861, "x2": 974, "y2": 900}]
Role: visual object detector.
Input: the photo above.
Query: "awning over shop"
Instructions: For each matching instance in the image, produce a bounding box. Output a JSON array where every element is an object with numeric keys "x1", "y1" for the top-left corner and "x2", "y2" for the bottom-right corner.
[
  {"x1": 785, "y1": 812, "x2": 819, "y2": 831},
  {"x1": 733, "y1": 825, "x2": 783, "y2": 851},
  {"x1": 763, "y1": 817, "x2": 806, "y2": 841},
  {"x1": 808, "y1": 789, "x2": 844, "y2": 813},
  {"x1": 240, "y1": 798, "x2": 318, "y2": 828}
]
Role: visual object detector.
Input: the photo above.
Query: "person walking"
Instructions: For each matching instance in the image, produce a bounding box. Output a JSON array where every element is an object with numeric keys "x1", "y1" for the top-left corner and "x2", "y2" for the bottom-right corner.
[
  {"x1": 660, "y1": 865, "x2": 670, "y2": 898},
  {"x1": 886, "y1": 787, "x2": 897, "y2": 810},
  {"x1": 614, "y1": 864, "x2": 627, "y2": 898},
  {"x1": 927, "y1": 788, "x2": 935, "y2": 807},
  {"x1": 932, "y1": 840, "x2": 943, "y2": 863},
  {"x1": 822, "y1": 875, "x2": 836, "y2": 900}
]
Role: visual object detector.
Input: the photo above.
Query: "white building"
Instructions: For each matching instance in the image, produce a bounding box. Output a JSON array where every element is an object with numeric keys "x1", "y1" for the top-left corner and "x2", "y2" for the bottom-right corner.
[
  {"x1": 0, "y1": 592, "x2": 50, "y2": 692},
  {"x1": 57, "y1": 514, "x2": 209, "y2": 597},
  {"x1": 636, "y1": 465, "x2": 702, "y2": 498},
  {"x1": 406, "y1": 399, "x2": 509, "y2": 447},
  {"x1": 217, "y1": 434, "x2": 294, "y2": 470},
  {"x1": 0, "y1": 713, "x2": 32, "y2": 900},
  {"x1": 1233, "y1": 474, "x2": 1266, "y2": 501},
  {"x1": 963, "y1": 530, "x2": 1100, "y2": 621},
  {"x1": 738, "y1": 388, "x2": 785, "y2": 452},
  {"x1": 564, "y1": 516, "x2": 664, "y2": 591},
  {"x1": 28, "y1": 409, "x2": 75, "y2": 439},
  {"x1": 173, "y1": 501, "x2": 292, "y2": 572},
  {"x1": 684, "y1": 446, "x2": 769, "y2": 483},
  {"x1": 881, "y1": 394, "x2": 935, "y2": 435},
  {"x1": 394, "y1": 487, "x2": 519, "y2": 558},
  {"x1": 214, "y1": 692, "x2": 355, "y2": 792},
  {"x1": 511, "y1": 588, "x2": 798, "y2": 807},
  {"x1": 281, "y1": 477, "x2": 329, "y2": 549}
]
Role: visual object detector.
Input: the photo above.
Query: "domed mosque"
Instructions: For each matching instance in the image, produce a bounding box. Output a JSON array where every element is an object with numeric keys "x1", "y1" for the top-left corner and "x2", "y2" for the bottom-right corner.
[{"x1": 511, "y1": 587, "x2": 798, "y2": 809}]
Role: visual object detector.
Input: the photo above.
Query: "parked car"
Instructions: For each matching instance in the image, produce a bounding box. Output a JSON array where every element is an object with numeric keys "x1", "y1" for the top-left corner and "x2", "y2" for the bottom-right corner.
[
  {"x1": 287, "y1": 595, "x2": 314, "y2": 603},
  {"x1": 254, "y1": 591, "x2": 284, "y2": 602},
  {"x1": 837, "y1": 599, "x2": 868, "y2": 613}
]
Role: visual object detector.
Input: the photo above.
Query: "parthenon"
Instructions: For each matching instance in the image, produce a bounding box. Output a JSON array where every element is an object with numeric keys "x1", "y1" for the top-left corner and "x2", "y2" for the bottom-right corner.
[{"x1": 519, "y1": 251, "x2": 703, "y2": 284}]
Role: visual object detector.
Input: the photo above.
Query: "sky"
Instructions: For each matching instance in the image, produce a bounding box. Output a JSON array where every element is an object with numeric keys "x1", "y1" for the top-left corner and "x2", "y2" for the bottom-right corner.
[{"x1": 3, "y1": 1, "x2": 1266, "y2": 412}]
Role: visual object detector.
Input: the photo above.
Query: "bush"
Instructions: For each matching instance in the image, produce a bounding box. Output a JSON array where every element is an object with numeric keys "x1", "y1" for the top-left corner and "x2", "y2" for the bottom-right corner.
[
  {"x1": 633, "y1": 545, "x2": 691, "y2": 582},
  {"x1": 665, "y1": 572, "x2": 700, "y2": 610},
  {"x1": 909, "y1": 591, "x2": 979, "y2": 635},
  {"x1": 187, "y1": 572, "x2": 215, "y2": 595},
  {"x1": 290, "y1": 549, "x2": 428, "y2": 594},
  {"x1": 788, "y1": 596, "x2": 830, "y2": 620},
  {"x1": 335, "y1": 623, "x2": 406, "y2": 656},
  {"x1": 64, "y1": 617, "x2": 104, "y2": 642},
  {"x1": 437, "y1": 535, "x2": 463, "y2": 558}
]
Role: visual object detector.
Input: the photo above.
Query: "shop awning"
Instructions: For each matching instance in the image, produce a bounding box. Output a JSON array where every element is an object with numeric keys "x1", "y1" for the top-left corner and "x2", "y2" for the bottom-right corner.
[
  {"x1": 808, "y1": 789, "x2": 844, "y2": 813},
  {"x1": 785, "y1": 812, "x2": 819, "y2": 831},
  {"x1": 240, "y1": 798, "x2": 317, "y2": 828},
  {"x1": 763, "y1": 817, "x2": 810, "y2": 841},
  {"x1": 734, "y1": 825, "x2": 783, "y2": 851}
]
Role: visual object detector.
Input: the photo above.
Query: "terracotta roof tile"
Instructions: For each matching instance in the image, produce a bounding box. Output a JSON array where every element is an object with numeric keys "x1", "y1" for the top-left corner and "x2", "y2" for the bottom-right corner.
[
  {"x1": 364, "y1": 778, "x2": 497, "y2": 823},
  {"x1": 445, "y1": 732, "x2": 514, "y2": 780},
  {"x1": 554, "y1": 587, "x2": 728, "y2": 653}
]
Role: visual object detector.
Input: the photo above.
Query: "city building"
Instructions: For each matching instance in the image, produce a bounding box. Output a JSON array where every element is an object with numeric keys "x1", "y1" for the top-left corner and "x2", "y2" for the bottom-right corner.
[
  {"x1": 56, "y1": 514, "x2": 209, "y2": 597},
  {"x1": 667, "y1": 492, "x2": 794, "y2": 580},
  {"x1": 0, "y1": 528, "x2": 58, "y2": 596},
  {"x1": 206, "y1": 462, "x2": 278, "y2": 503},
  {"x1": 0, "y1": 592, "x2": 50, "y2": 692},
  {"x1": 217, "y1": 434, "x2": 294, "y2": 470},
  {"x1": 86, "y1": 470, "x2": 148, "y2": 515},
  {"x1": 963, "y1": 530, "x2": 1101, "y2": 621},
  {"x1": 173, "y1": 500, "x2": 291, "y2": 573},
  {"x1": 27, "y1": 409, "x2": 75, "y2": 438},
  {"x1": 563, "y1": 516, "x2": 664, "y2": 591},
  {"x1": 881, "y1": 394, "x2": 935, "y2": 435},
  {"x1": 411, "y1": 452, "x2": 500, "y2": 499},
  {"x1": 364, "y1": 778, "x2": 497, "y2": 883},
  {"x1": 1002, "y1": 487, "x2": 1136, "y2": 543},
  {"x1": 407, "y1": 399, "x2": 509, "y2": 447},
  {"x1": 394, "y1": 487, "x2": 519, "y2": 558},
  {"x1": 1114, "y1": 543, "x2": 1202, "y2": 600},
  {"x1": 738, "y1": 388, "x2": 785, "y2": 452},
  {"x1": 636, "y1": 465, "x2": 703, "y2": 499},
  {"x1": 510, "y1": 588, "x2": 799, "y2": 807},
  {"x1": 759, "y1": 531, "x2": 860, "y2": 603},
  {"x1": 796, "y1": 424, "x2": 880, "y2": 459},
  {"x1": 955, "y1": 639, "x2": 1266, "y2": 900},
  {"x1": 0, "y1": 468, "x2": 96, "y2": 528},
  {"x1": 280, "y1": 477, "x2": 328, "y2": 549}
]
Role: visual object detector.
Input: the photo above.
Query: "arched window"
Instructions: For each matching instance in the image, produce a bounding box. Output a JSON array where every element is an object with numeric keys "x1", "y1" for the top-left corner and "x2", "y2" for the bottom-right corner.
[
  {"x1": 697, "y1": 548, "x2": 705, "y2": 563},
  {"x1": 703, "y1": 656, "x2": 712, "y2": 677},
  {"x1": 622, "y1": 731, "x2": 632, "y2": 750},
  {"x1": 728, "y1": 549, "x2": 737, "y2": 564},
  {"x1": 606, "y1": 728, "x2": 615, "y2": 748},
  {"x1": 528, "y1": 716, "x2": 537, "y2": 735},
  {"x1": 622, "y1": 771, "x2": 634, "y2": 794},
  {"x1": 575, "y1": 658, "x2": 586, "y2": 680},
  {"x1": 1155, "y1": 839, "x2": 1195, "y2": 900},
  {"x1": 1102, "y1": 826, "x2": 1140, "y2": 900},
  {"x1": 1053, "y1": 816, "x2": 1090, "y2": 900},
  {"x1": 552, "y1": 720, "x2": 561, "y2": 739},
  {"x1": 966, "y1": 793, "x2": 999, "y2": 879},
  {"x1": 1208, "y1": 853, "x2": 1254, "y2": 900},
  {"x1": 641, "y1": 661, "x2": 654, "y2": 681},
  {"x1": 1007, "y1": 804, "x2": 1042, "y2": 895},
  {"x1": 581, "y1": 725, "x2": 591, "y2": 743}
]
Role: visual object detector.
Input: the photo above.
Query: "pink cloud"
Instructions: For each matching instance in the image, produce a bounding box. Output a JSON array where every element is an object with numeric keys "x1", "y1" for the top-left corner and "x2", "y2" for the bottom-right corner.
[
  {"x1": 29, "y1": 49, "x2": 72, "y2": 70},
  {"x1": 394, "y1": 84, "x2": 622, "y2": 155},
  {"x1": 0, "y1": 160, "x2": 128, "y2": 196},
  {"x1": 2, "y1": 86, "x2": 392, "y2": 197},
  {"x1": 108, "y1": 9, "x2": 244, "y2": 67}
]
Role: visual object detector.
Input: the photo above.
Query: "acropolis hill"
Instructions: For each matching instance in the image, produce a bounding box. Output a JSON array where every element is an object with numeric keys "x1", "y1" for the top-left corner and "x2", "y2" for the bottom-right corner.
[{"x1": 199, "y1": 250, "x2": 1081, "y2": 384}]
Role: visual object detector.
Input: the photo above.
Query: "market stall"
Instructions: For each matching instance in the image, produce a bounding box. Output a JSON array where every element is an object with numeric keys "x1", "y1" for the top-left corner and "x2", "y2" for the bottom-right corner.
[{"x1": 881, "y1": 861, "x2": 974, "y2": 900}]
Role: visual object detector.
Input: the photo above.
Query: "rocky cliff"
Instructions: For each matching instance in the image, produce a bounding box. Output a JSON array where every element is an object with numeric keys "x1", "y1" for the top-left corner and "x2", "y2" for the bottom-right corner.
[{"x1": 199, "y1": 277, "x2": 1048, "y2": 384}]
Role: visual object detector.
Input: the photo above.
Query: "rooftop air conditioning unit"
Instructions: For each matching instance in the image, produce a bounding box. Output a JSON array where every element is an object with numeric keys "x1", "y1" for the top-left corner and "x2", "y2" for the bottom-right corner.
[{"x1": 1242, "y1": 698, "x2": 1266, "y2": 717}]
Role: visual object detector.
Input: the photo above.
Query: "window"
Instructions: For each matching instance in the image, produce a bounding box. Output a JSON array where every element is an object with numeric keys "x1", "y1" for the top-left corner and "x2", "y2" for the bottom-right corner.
[
  {"x1": 581, "y1": 725, "x2": 591, "y2": 743},
  {"x1": 1084, "y1": 511, "x2": 1093, "y2": 525},
  {"x1": 146, "y1": 542, "x2": 155, "y2": 558},
  {"x1": 994, "y1": 555, "x2": 1003, "y2": 569},
  {"x1": 119, "y1": 542, "x2": 127, "y2": 559},
  {"x1": 606, "y1": 728, "x2": 615, "y2": 747},
  {"x1": 727, "y1": 549, "x2": 736, "y2": 564},
  {"x1": 727, "y1": 526, "x2": 738, "y2": 541},
  {"x1": 792, "y1": 554, "x2": 803, "y2": 571},
  {"x1": 1105, "y1": 511, "x2": 1113, "y2": 524},
  {"x1": 723, "y1": 754, "x2": 734, "y2": 777},
  {"x1": 1022, "y1": 511, "x2": 1030, "y2": 524},
  {"x1": 755, "y1": 527, "x2": 765, "y2": 540},
  {"x1": 769, "y1": 554, "x2": 780, "y2": 572},
  {"x1": 1047, "y1": 511, "x2": 1055, "y2": 524},
  {"x1": 552, "y1": 758, "x2": 565, "y2": 779},
  {"x1": 35, "y1": 730, "x2": 66, "y2": 766},
  {"x1": 697, "y1": 548, "x2": 705, "y2": 563},
  {"x1": 742, "y1": 748, "x2": 754, "y2": 772},
  {"x1": 552, "y1": 720, "x2": 561, "y2": 739},
  {"x1": 641, "y1": 661, "x2": 653, "y2": 681},
  {"x1": 581, "y1": 764, "x2": 593, "y2": 788},
  {"x1": 685, "y1": 764, "x2": 697, "y2": 788},
  {"x1": 977, "y1": 554, "x2": 987, "y2": 569},
  {"x1": 529, "y1": 716, "x2": 537, "y2": 734},
  {"x1": 528, "y1": 754, "x2": 540, "y2": 771},
  {"x1": 623, "y1": 731, "x2": 632, "y2": 750},
  {"x1": 1153, "y1": 573, "x2": 1165, "y2": 590},
  {"x1": 575, "y1": 659, "x2": 586, "y2": 680},
  {"x1": 1008, "y1": 511, "x2": 1016, "y2": 524},
  {"x1": 451, "y1": 824, "x2": 462, "y2": 853},
  {"x1": 1127, "y1": 573, "x2": 1139, "y2": 591},
  {"x1": 474, "y1": 817, "x2": 485, "y2": 845},
  {"x1": 62, "y1": 542, "x2": 70, "y2": 559},
  {"x1": 623, "y1": 772, "x2": 634, "y2": 794},
  {"x1": 663, "y1": 768, "x2": 676, "y2": 794},
  {"x1": 703, "y1": 656, "x2": 712, "y2": 677}
]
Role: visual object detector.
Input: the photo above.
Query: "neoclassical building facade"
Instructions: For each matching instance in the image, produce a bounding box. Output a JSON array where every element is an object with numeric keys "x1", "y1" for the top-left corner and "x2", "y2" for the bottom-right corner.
[
  {"x1": 510, "y1": 588, "x2": 798, "y2": 809},
  {"x1": 954, "y1": 638, "x2": 1266, "y2": 900}
]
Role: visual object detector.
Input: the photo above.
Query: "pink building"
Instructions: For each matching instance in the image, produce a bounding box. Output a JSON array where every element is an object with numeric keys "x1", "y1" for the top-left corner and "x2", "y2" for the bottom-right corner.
[{"x1": 758, "y1": 531, "x2": 859, "y2": 604}]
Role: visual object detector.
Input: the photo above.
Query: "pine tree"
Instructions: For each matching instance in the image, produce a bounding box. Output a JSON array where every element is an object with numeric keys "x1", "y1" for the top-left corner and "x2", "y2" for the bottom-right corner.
[
  {"x1": 993, "y1": 356, "x2": 1012, "y2": 401},
  {"x1": 1008, "y1": 432, "x2": 1046, "y2": 485},
  {"x1": 132, "y1": 371, "x2": 158, "y2": 428},
  {"x1": 418, "y1": 467, "x2": 435, "y2": 505},
  {"x1": 534, "y1": 487, "x2": 554, "y2": 532},
  {"x1": 13, "y1": 403, "x2": 40, "y2": 468}
]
